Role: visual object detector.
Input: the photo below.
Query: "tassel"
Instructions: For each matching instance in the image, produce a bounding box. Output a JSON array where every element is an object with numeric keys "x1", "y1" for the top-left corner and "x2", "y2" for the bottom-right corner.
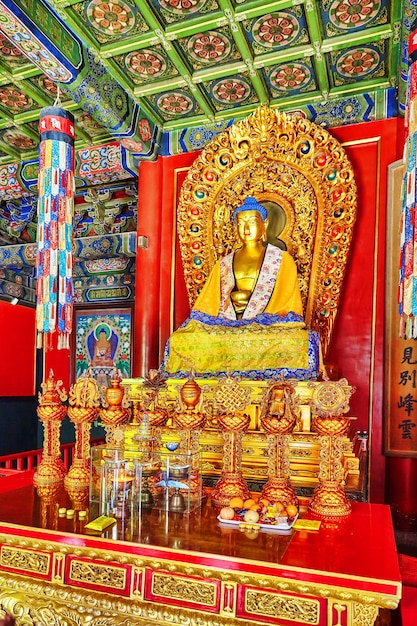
[{"x1": 35, "y1": 106, "x2": 75, "y2": 350}]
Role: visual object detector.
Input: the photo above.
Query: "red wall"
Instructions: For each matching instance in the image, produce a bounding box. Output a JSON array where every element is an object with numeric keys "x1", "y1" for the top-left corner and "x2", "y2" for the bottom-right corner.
[
  {"x1": 135, "y1": 118, "x2": 405, "y2": 503},
  {"x1": 0, "y1": 301, "x2": 36, "y2": 396}
]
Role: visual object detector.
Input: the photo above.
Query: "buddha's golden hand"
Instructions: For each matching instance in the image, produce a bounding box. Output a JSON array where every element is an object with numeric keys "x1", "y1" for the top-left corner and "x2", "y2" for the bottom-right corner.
[{"x1": 231, "y1": 289, "x2": 252, "y2": 314}]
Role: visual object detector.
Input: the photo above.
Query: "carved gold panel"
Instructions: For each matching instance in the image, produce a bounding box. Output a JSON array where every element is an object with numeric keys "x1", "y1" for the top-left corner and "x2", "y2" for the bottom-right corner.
[
  {"x1": 243, "y1": 587, "x2": 321, "y2": 624},
  {"x1": 0, "y1": 545, "x2": 51, "y2": 578}
]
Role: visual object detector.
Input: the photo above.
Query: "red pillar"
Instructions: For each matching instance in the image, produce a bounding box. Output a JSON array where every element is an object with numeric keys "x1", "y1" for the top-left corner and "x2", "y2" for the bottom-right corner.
[
  {"x1": 133, "y1": 158, "x2": 163, "y2": 376},
  {"x1": 385, "y1": 457, "x2": 417, "y2": 531}
]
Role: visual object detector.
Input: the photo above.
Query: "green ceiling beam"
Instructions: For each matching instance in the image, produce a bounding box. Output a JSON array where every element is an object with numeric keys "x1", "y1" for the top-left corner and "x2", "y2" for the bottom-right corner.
[
  {"x1": 329, "y1": 78, "x2": 392, "y2": 97},
  {"x1": 234, "y1": 0, "x2": 303, "y2": 21},
  {"x1": 270, "y1": 91, "x2": 326, "y2": 111},
  {"x1": 158, "y1": 114, "x2": 210, "y2": 132},
  {"x1": 217, "y1": 0, "x2": 269, "y2": 103},
  {"x1": 134, "y1": 0, "x2": 216, "y2": 119},
  {"x1": 164, "y1": 12, "x2": 227, "y2": 39},
  {"x1": 135, "y1": 77, "x2": 189, "y2": 97},
  {"x1": 253, "y1": 46, "x2": 315, "y2": 69},
  {"x1": 304, "y1": 0, "x2": 329, "y2": 97},
  {"x1": 2, "y1": 64, "x2": 40, "y2": 81},
  {"x1": 321, "y1": 25, "x2": 394, "y2": 53},
  {"x1": 193, "y1": 62, "x2": 249, "y2": 84},
  {"x1": 101, "y1": 33, "x2": 161, "y2": 58}
]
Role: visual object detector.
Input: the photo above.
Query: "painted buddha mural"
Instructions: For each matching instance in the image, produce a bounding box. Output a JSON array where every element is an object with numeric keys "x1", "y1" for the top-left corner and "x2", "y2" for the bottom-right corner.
[{"x1": 162, "y1": 197, "x2": 321, "y2": 380}]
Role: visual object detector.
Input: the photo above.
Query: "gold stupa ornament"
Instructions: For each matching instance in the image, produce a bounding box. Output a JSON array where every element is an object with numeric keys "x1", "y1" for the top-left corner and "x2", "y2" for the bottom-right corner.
[
  {"x1": 260, "y1": 379, "x2": 300, "y2": 507},
  {"x1": 65, "y1": 371, "x2": 100, "y2": 490},
  {"x1": 177, "y1": 105, "x2": 357, "y2": 357},
  {"x1": 34, "y1": 370, "x2": 68, "y2": 486},
  {"x1": 174, "y1": 374, "x2": 206, "y2": 451},
  {"x1": 100, "y1": 372, "x2": 131, "y2": 446},
  {"x1": 308, "y1": 378, "x2": 356, "y2": 518}
]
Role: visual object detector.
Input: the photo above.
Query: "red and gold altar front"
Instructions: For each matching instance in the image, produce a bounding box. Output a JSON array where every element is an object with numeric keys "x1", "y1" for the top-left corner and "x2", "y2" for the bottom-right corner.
[{"x1": 0, "y1": 478, "x2": 401, "y2": 626}]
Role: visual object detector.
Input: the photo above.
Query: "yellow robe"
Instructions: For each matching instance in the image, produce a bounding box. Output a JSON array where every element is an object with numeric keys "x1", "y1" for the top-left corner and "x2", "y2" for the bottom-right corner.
[
  {"x1": 193, "y1": 248, "x2": 303, "y2": 319},
  {"x1": 162, "y1": 246, "x2": 320, "y2": 379}
]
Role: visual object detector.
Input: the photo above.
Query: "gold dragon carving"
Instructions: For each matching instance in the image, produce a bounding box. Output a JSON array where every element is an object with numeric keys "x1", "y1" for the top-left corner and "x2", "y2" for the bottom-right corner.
[{"x1": 177, "y1": 105, "x2": 357, "y2": 357}]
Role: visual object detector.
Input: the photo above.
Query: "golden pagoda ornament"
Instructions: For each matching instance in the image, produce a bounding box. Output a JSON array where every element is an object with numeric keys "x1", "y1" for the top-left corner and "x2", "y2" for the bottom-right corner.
[
  {"x1": 34, "y1": 370, "x2": 67, "y2": 486},
  {"x1": 100, "y1": 372, "x2": 131, "y2": 446}
]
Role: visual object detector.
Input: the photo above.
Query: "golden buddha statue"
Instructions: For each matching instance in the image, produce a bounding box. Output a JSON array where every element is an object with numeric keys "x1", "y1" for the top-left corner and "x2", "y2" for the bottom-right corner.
[{"x1": 162, "y1": 197, "x2": 320, "y2": 380}]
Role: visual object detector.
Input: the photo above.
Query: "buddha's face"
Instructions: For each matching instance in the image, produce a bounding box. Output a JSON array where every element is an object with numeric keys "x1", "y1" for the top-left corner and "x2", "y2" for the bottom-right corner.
[{"x1": 236, "y1": 209, "x2": 266, "y2": 243}]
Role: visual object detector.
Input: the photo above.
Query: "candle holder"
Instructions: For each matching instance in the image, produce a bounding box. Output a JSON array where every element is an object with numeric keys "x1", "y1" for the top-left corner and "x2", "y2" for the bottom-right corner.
[
  {"x1": 99, "y1": 451, "x2": 142, "y2": 519},
  {"x1": 260, "y1": 379, "x2": 300, "y2": 507},
  {"x1": 308, "y1": 378, "x2": 355, "y2": 518},
  {"x1": 34, "y1": 370, "x2": 68, "y2": 486},
  {"x1": 211, "y1": 377, "x2": 251, "y2": 507},
  {"x1": 153, "y1": 445, "x2": 200, "y2": 513},
  {"x1": 65, "y1": 372, "x2": 100, "y2": 491}
]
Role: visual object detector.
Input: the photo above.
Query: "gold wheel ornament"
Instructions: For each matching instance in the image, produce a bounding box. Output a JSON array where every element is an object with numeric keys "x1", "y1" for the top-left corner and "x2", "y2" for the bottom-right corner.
[
  {"x1": 177, "y1": 106, "x2": 357, "y2": 357},
  {"x1": 308, "y1": 378, "x2": 356, "y2": 518},
  {"x1": 309, "y1": 378, "x2": 355, "y2": 418}
]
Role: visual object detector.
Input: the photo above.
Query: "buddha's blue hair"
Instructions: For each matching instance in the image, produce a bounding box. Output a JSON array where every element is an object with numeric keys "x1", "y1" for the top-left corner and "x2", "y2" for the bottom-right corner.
[{"x1": 233, "y1": 197, "x2": 268, "y2": 223}]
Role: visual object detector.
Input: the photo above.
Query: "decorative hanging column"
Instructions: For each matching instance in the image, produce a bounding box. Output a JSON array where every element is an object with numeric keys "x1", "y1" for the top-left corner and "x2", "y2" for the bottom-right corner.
[
  {"x1": 399, "y1": 20, "x2": 417, "y2": 338},
  {"x1": 36, "y1": 104, "x2": 75, "y2": 350}
]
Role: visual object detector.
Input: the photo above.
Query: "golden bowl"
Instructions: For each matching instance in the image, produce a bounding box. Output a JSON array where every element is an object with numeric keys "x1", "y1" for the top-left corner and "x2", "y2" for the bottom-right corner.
[
  {"x1": 217, "y1": 412, "x2": 250, "y2": 432},
  {"x1": 261, "y1": 414, "x2": 297, "y2": 435},
  {"x1": 311, "y1": 416, "x2": 351, "y2": 436}
]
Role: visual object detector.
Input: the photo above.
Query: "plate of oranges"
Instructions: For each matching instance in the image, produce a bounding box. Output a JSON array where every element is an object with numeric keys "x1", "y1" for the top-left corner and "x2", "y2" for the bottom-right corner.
[{"x1": 217, "y1": 496, "x2": 299, "y2": 532}]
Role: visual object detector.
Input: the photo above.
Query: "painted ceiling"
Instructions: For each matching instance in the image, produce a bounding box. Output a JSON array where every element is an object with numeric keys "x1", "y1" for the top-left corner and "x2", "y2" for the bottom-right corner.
[{"x1": 0, "y1": 0, "x2": 415, "y2": 306}]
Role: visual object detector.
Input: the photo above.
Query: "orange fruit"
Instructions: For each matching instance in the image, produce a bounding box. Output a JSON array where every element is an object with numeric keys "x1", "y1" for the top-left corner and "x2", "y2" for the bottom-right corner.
[
  {"x1": 275, "y1": 501, "x2": 285, "y2": 512},
  {"x1": 250, "y1": 503, "x2": 262, "y2": 511},
  {"x1": 243, "y1": 498, "x2": 256, "y2": 509},
  {"x1": 259, "y1": 498, "x2": 270, "y2": 507},
  {"x1": 287, "y1": 504, "x2": 298, "y2": 517},
  {"x1": 229, "y1": 496, "x2": 244, "y2": 509}
]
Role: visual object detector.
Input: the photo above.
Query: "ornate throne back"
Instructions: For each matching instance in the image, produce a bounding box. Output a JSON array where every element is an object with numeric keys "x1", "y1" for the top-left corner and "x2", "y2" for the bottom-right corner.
[{"x1": 177, "y1": 106, "x2": 357, "y2": 359}]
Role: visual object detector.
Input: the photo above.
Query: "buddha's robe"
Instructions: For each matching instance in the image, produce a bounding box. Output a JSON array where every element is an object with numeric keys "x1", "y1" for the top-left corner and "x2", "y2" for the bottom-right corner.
[{"x1": 162, "y1": 245, "x2": 320, "y2": 380}]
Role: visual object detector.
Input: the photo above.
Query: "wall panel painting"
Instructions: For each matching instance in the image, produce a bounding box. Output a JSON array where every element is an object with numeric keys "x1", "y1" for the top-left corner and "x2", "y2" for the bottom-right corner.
[
  {"x1": 73, "y1": 307, "x2": 132, "y2": 387},
  {"x1": 385, "y1": 160, "x2": 417, "y2": 457}
]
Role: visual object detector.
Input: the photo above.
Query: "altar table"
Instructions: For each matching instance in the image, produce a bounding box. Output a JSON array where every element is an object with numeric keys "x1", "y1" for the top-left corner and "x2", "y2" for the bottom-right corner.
[{"x1": 0, "y1": 480, "x2": 401, "y2": 626}]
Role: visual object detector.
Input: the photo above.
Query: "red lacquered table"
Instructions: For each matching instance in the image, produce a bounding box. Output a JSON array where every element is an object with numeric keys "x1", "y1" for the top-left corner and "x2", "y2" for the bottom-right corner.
[{"x1": 0, "y1": 481, "x2": 401, "y2": 626}]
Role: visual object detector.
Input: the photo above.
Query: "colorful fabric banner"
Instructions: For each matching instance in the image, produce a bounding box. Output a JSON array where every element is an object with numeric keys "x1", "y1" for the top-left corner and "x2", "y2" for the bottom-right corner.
[{"x1": 36, "y1": 107, "x2": 75, "y2": 350}]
